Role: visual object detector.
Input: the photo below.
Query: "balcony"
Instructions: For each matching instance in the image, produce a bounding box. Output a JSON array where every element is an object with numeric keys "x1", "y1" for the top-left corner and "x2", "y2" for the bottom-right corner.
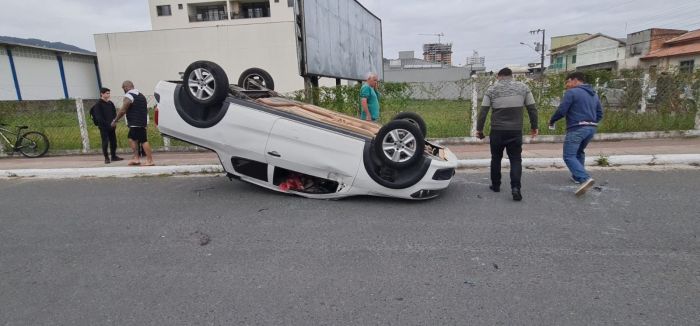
[
  {"x1": 549, "y1": 62, "x2": 564, "y2": 70},
  {"x1": 230, "y1": 8, "x2": 269, "y2": 19},
  {"x1": 189, "y1": 11, "x2": 229, "y2": 22}
]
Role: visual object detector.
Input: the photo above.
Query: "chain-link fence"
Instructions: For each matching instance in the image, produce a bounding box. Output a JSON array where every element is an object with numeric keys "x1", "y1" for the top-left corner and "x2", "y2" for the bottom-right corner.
[
  {"x1": 1, "y1": 70, "x2": 698, "y2": 156},
  {"x1": 0, "y1": 95, "x2": 195, "y2": 156}
]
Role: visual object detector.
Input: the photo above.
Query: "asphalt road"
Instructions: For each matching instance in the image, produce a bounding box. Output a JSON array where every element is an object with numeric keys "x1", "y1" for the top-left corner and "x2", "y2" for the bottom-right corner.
[{"x1": 1, "y1": 169, "x2": 699, "y2": 325}]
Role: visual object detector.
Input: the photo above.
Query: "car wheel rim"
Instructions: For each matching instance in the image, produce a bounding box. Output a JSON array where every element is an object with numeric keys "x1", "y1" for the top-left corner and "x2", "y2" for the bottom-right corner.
[
  {"x1": 243, "y1": 74, "x2": 265, "y2": 89},
  {"x1": 187, "y1": 68, "x2": 216, "y2": 101},
  {"x1": 381, "y1": 129, "x2": 417, "y2": 163}
]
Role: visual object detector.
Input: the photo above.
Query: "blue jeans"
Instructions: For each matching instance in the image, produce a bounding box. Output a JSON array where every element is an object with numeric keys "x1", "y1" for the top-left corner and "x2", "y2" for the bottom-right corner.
[{"x1": 563, "y1": 126, "x2": 596, "y2": 182}]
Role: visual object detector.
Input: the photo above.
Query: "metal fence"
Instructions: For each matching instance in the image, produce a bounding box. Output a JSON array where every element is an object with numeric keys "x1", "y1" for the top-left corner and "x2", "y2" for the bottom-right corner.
[
  {"x1": 1, "y1": 71, "x2": 699, "y2": 156},
  {"x1": 0, "y1": 95, "x2": 197, "y2": 157}
]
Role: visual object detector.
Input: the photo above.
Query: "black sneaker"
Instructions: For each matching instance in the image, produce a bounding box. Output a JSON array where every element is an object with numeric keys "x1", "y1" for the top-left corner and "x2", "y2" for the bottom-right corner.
[
  {"x1": 104, "y1": 158, "x2": 111, "y2": 164},
  {"x1": 111, "y1": 156, "x2": 124, "y2": 162},
  {"x1": 512, "y1": 188, "x2": 522, "y2": 201},
  {"x1": 489, "y1": 185, "x2": 500, "y2": 192}
]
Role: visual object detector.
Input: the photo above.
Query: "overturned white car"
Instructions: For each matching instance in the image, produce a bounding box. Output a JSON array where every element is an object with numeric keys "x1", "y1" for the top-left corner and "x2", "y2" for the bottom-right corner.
[{"x1": 154, "y1": 61, "x2": 458, "y2": 200}]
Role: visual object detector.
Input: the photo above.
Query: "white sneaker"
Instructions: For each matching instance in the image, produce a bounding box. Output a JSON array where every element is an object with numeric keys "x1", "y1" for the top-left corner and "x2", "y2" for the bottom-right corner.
[{"x1": 575, "y1": 178, "x2": 595, "y2": 196}]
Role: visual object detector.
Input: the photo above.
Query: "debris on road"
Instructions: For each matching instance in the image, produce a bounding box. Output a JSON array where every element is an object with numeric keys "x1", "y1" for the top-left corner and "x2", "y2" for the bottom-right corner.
[{"x1": 190, "y1": 230, "x2": 211, "y2": 246}]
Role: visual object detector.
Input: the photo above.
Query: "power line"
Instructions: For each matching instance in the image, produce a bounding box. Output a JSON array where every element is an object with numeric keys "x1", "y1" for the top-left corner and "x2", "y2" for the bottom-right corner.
[{"x1": 625, "y1": 3, "x2": 700, "y2": 30}]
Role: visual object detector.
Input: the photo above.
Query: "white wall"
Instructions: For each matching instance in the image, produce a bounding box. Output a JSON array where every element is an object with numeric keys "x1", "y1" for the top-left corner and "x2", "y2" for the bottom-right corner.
[
  {"x1": 63, "y1": 55, "x2": 99, "y2": 99},
  {"x1": 618, "y1": 57, "x2": 641, "y2": 70},
  {"x1": 577, "y1": 37, "x2": 625, "y2": 68},
  {"x1": 95, "y1": 21, "x2": 303, "y2": 95},
  {"x1": 11, "y1": 47, "x2": 64, "y2": 100},
  {"x1": 0, "y1": 49, "x2": 17, "y2": 100},
  {"x1": 148, "y1": 0, "x2": 294, "y2": 30},
  {"x1": 0, "y1": 47, "x2": 99, "y2": 101},
  {"x1": 649, "y1": 55, "x2": 700, "y2": 71}
]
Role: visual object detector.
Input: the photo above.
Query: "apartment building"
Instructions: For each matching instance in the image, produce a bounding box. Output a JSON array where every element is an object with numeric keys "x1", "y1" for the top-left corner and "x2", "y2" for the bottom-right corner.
[
  {"x1": 148, "y1": 0, "x2": 294, "y2": 30},
  {"x1": 96, "y1": 0, "x2": 382, "y2": 95},
  {"x1": 95, "y1": 0, "x2": 300, "y2": 94}
]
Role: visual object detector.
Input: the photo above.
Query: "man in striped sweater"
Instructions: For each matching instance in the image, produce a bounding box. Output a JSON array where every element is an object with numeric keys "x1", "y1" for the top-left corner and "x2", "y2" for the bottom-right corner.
[{"x1": 476, "y1": 68, "x2": 538, "y2": 201}]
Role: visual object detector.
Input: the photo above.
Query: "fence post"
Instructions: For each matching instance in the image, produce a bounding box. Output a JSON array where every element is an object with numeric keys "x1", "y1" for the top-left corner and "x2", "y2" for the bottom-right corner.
[
  {"x1": 75, "y1": 98, "x2": 90, "y2": 153},
  {"x1": 470, "y1": 76, "x2": 478, "y2": 138},
  {"x1": 163, "y1": 135, "x2": 171, "y2": 151},
  {"x1": 639, "y1": 73, "x2": 650, "y2": 113}
]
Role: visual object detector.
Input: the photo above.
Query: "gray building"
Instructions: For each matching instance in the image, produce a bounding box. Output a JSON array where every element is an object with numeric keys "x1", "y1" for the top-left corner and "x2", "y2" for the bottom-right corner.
[
  {"x1": 619, "y1": 28, "x2": 687, "y2": 70},
  {"x1": 384, "y1": 51, "x2": 473, "y2": 100}
]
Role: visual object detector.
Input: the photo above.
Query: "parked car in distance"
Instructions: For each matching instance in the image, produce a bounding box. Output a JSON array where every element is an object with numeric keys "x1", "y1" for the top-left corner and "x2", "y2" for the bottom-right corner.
[
  {"x1": 154, "y1": 61, "x2": 459, "y2": 200},
  {"x1": 598, "y1": 78, "x2": 696, "y2": 111},
  {"x1": 597, "y1": 79, "x2": 648, "y2": 109}
]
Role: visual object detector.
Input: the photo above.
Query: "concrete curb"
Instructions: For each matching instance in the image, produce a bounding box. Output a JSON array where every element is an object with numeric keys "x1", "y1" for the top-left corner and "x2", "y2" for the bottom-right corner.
[
  {"x1": 1, "y1": 155, "x2": 699, "y2": 179},
  {"x1": 0, "y1": 165, "x2": 223, "y2": 179},
  {"x1": 456, "y1": 154, "x2": 700, "y2": 169},
  {"x1": 432, "y1": 130, "x2": 700, "y2": 145}
]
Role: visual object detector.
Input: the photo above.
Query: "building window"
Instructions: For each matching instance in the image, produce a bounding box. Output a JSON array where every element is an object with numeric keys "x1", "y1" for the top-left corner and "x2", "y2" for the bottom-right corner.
[
  {"x1": 679, "y1": 60, "x2": 694, "y2": 74},
  {"x1": 156, "y1": 5, "x2": 172, "y2": 16},
  {"x1": 241, "y1": 2, "x2": 271, "y2": 18},
  {"x1": 178, "y1": 4, "x2": 183, "y2": 9},
  {"x1": 572, "y1": 55, "x2": 577, "y2": 64},
  {"x1": 288, "y1": 0, "x2": 294, "y2": 7},
  {"x1": 189, "y1": 4, "x2": 228, "y2": 22}
]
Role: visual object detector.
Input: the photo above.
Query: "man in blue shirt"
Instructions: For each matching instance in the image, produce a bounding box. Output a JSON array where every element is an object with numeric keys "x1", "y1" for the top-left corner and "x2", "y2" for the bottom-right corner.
[
  {"x1": 359, "y1": 72, "x2": 380, "y2": 122},
  {"x1": 549, "y1": 72, "x2": 604, "y2": 196}
]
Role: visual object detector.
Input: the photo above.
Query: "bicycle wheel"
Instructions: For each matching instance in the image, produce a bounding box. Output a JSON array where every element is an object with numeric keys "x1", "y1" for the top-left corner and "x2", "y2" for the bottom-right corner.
[{"x1": 18, "y1": 131, "x2": 49, "y2": 158}]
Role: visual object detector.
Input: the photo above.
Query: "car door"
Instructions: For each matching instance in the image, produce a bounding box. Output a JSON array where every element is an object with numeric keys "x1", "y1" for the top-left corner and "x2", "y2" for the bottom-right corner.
[
  {"x1": 216, "y1": 102, "x2": 280, "y2": 183},
  {"x1": 265, "y1": 118, "x2": 365, "y2": 186},
  {"x1": 219, "y1": 102, "x2": 279, "y2": 163}
]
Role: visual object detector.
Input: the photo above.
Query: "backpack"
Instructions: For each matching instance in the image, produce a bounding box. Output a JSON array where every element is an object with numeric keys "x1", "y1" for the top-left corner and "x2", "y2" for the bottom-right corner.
[{"x1": 89, "y1": 105, "x2": 99, "y2": 126}]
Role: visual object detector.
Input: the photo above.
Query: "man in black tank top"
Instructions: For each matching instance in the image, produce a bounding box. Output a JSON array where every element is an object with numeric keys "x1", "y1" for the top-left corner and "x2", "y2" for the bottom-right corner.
[{"x1": 111, "y1": 80, "x2": 155, "y2": 166}]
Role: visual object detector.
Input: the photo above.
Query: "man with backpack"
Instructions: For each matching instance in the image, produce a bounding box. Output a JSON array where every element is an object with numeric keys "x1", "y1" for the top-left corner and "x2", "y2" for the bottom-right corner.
[
  {"x1": 91, "y1": 87, "x2": 123, "y2": 164},
  {"x1": 111, "y1": 80, "x2": 155, "y2": 166}
]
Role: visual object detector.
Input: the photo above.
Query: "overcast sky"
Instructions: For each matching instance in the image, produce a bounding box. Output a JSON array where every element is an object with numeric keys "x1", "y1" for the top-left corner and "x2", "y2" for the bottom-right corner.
[{"x1": 1, "y1": 0, "x2": 699, "y2": 70}]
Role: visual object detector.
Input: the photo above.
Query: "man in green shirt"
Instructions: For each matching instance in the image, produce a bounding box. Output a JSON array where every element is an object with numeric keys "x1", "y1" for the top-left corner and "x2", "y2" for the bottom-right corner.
[{"x1": 359, "y1": 72, "x2": 380, "y2": 121}]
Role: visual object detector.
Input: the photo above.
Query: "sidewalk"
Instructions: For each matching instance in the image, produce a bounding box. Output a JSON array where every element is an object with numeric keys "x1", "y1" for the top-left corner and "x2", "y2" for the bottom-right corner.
[{"x1": 1, "y1": 137, "x2": 699, "y2": 178}]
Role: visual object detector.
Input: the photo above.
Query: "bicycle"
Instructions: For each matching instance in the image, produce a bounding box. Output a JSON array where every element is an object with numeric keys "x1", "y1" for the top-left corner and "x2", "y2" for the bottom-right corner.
[{"x1": 0, "y1": 123, "x2": 50, "y2": 158}]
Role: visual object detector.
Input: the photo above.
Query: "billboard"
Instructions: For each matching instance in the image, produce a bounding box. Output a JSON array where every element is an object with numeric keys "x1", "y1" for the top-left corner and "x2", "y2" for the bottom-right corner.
[{"x1": 296, "y1": 0, "x2": 383, "y2": 81}]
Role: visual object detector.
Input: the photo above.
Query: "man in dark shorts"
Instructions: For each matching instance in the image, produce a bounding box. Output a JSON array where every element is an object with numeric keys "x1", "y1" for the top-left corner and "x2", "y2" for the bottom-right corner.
[{"x1": 111, "y1": 80, "x2": 155, "y2": 166}]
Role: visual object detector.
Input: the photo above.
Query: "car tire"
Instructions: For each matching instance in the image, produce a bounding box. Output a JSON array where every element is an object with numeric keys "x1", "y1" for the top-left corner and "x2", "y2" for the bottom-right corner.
[
  {"x1": 183, "y1": 61, "x2": 229, "y2": 106},
  {"x1": 238, "y1": 68, "x2": 275, "y2": 90},
  {"x1": 374, "y1": 120, "x2": 425, "y2": 169},
  {"x1": 392, "y1": 112, "x2": 427, "y2": 136}
]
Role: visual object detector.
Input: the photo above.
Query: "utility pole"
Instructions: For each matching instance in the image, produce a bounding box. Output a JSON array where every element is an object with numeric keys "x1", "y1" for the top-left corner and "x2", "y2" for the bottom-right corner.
[
  {"x1": 530, "y1": 29, "x2": 546, "y2": 101},
  {"x1": 529, "y1": 29, "x2": 546, "y2": 75}
]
